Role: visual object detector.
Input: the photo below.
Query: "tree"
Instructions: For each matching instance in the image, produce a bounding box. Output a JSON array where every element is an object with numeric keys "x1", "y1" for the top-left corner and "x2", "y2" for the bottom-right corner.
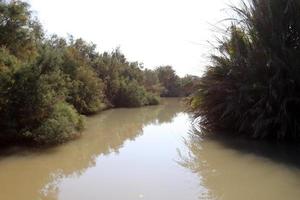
[
  {"x1": 180, "y1": 75, "x2": 200, "y2": 97},
  {"x1": 61, "y1": 39, "x2": 106, "y2": 114},
  {"x1": 0, "y1": 0, "x2": 43, "y2": 61},
  {"x1": 92, "y1": 48, "x2": 160, "y2": 107},
  {"x1": 156, "y1": 66, "x2": 181, "y2": 97},
  {"x1": 142, "y1": 69, "x2": 163, "y2": 95}
]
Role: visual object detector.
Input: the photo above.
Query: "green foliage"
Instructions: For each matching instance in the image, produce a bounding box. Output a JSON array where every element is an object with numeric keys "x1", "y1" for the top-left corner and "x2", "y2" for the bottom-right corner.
[
  {"x1": 113, "y1": 79, "x2": 149, "y2": 107},
  {"x1": 30, "y1": 102, "x2": 84, "y2": 144},
  {"x1": 90, "y1": 49, "x2": 123, "y2": 106},
  {"x1": 189, "y1": 0, "x2": 300, "y2": 140},
  {"x1": 156, "y1": 66, "x2": 182, "y2": 97},
  {"x1": 0, "y1": 0, "x2": 42, "y2": 61},
  {"x1": 152, "y1": 66, "x2": 200, "y2": 97},
  {"x1": 0, "y1": 0, "x2": 196, "y2": 146},
  {"x1": 180, "y1": 75, "x2": 200, "y2": 97},
  {"x1": 92, "y1": 48, "x2": 161, "y2": 107},
  {"x1": 146, "y1": 92, "x2": 160, "y2": 105},
  {"x1": 112, "y1": 78, "x2": 160, "y2": 107},
  {"x1": 0, "y1": 35, "x2": 83, "y2": 145},
  {"x1": 92, "y1": 49, "x2": 138, "y2": 103},
  {"x1": 6, "y1": 42, "x2": 69, "y2": 130},
  {"x1": 58, "y1": 39, "x2": 106, "y2": 114},
  {"x1": 143, "y1": 69, "x2": 163, "y2": 95},
  {"x1": 0, "y1": 48, "x2": 20, "y2": 134},
  {"x1": 68, "y1": 66, "x2": 105, "y2": 114}
]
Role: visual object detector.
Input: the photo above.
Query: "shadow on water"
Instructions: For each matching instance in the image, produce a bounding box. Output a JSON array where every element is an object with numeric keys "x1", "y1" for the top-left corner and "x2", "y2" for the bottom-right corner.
[
  {"x1": 178, "y1": 128, "x2": 300, "y2": 200},
  {"x1": 0, "y1": 98, "x2": 185, "y2": 200},
  {"x1": 200, "y1": 132, "x2": 300, "y2": 170}
]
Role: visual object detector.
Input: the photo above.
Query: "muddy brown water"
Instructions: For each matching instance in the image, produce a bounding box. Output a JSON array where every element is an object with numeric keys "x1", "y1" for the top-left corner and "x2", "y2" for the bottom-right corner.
[{"x1": 1, "y1": 98, "x2": 300, "y2": 200}]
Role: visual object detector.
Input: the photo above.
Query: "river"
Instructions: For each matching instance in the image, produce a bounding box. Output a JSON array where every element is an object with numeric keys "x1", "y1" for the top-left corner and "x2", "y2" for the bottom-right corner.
[{"x1": 1, "y1": 98, "x2": 300, "y2": 200}]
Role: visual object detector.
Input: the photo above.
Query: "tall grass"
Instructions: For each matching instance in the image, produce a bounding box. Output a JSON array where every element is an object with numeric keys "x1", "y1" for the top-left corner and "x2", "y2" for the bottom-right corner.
[{"x1": 189, "y1": 0, "x2": 300, "y2": 140}]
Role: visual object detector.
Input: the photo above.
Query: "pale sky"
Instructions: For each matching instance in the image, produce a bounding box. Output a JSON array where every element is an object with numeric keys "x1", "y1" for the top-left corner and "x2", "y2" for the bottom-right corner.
[{"x1": 27, "y1": 0, "x2": 239, "y2": 77}]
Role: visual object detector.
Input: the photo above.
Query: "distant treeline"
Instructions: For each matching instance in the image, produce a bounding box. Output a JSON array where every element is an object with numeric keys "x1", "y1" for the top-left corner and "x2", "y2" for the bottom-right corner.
[
  {"x1": 0, "y1": 0, "x2": 199, "y2": 145},
  {"x1": 189, "y1": 0, "x2": 300, "y2": 140}
]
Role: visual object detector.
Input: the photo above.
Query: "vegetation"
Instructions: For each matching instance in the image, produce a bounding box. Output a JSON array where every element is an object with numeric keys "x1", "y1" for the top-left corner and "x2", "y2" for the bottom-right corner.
[
  {"x1": 144, "y1": 65, "x2": 200, "y2": 98},
  {"x1": 0, "y1": 0, "x2": 197, "y2": 145},
  {"x1": 189, "y1": 0, "x2": 300, "y2": 140}
]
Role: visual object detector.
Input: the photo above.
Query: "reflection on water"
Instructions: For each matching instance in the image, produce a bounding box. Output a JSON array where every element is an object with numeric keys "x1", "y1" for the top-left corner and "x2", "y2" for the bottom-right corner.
[
  {"x1": 179, "y1": 131, "x2": 300, "y2": 200},
  {"x1": 0, "y1": 98, "x2": 201, "y2": 200},
  {"x1": 2, "y1": 98, "x2": 300, "y2": 200}
]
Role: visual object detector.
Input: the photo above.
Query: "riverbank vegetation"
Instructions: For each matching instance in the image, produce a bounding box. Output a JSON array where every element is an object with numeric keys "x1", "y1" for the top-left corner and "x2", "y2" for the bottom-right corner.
[
  {"x1": 189, "y1": 0, "x2": 300, "y2": 140},
  {"x1": 0, "y1": 0, "x2": 198, "y2": 145}
]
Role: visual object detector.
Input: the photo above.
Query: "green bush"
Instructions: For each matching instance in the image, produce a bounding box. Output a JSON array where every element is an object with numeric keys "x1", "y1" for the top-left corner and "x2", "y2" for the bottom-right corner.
[
  {"x1": 30, "y1": 102, "x2": 84, "y2": 144},
  {"x1": 67, "y1": 66, "x2": 106, "y2": 114},
  {"x1": 8, "y1": 60, "x2": 68, "y2": 131},
  {"x1": 0, "y1": 0, "x2": 42, "y2": 61},
  {"x1": 113, "y1": 79, "x2": 148, "y2": 107},
  {"x1": 146, "y1": 93, "x2": 160, "y2": 105},
  {"x1": 189, "y1": 0, "x2": 300, "y2": 140},
  {"x1": 0, "y1": 0, "x2": 196, "y2": 147},
  {"x1": 156, "y1": 66, "x2": 182, "y2": 97},
  {"x1": 57, "y1": 40, "x2": 107, "y2": 114},
  {"x1": 0, "y1": 48, "x2": 20, "y2": 135}
]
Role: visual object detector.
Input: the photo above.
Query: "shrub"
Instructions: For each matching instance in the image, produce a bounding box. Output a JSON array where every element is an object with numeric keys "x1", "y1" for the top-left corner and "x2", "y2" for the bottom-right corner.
[
  {"x1": 146, "y1": 93, "x2": 160, "y2": 105},
  {"x1": 189, "y1": 0, "x2": 300, "y2": 140},
  {"x1": 156, "y1": 66, "x2": 182, "y2": 97},
  {"x1": 0, "y1": 0, "x2": 42, "y2": 61},
  {"x1": 67, "y1": 66, "x2": 106, "y2": 114},
  {"x1": 0, "y1": 48, "x2": 20, "y2": 135},
  {"x1": 7, "y1": 57, "x2": 68, "y2": 132},
  {"x1": 113, "y1": 79, "x2": 148, "y2": 107},
  {"x1": 30, "y1": 102, "x2": 84, "y2": 144}
]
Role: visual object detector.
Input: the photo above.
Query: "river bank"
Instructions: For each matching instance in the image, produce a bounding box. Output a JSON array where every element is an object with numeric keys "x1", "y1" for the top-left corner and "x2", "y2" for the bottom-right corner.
[{"x1": 1, "y1": 98, "x2": 300, "y2": 200}]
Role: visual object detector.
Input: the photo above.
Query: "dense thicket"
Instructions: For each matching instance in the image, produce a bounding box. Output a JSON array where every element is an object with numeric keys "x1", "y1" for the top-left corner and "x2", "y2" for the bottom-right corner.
[
  {"x1": 0, "y1": 0, "x2": 197, "y2": 145},
  {"x1": 189, "y1": 0, "x2": 300, "y2": 140},
  {"x1": 148, "y1": 66, "x2": 200, "y2": 97}
]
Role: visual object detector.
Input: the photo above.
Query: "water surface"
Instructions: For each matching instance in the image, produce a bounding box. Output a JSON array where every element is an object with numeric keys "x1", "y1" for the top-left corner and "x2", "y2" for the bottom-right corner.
[{"x1": 1, "y1": 98, "x2": 300, "y2": 200}]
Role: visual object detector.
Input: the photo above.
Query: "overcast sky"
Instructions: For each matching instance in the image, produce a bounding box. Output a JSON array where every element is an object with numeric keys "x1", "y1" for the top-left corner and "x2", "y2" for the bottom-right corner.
[{"x1": 26, "y1": 0, "x2": 239, "y2": 77}]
